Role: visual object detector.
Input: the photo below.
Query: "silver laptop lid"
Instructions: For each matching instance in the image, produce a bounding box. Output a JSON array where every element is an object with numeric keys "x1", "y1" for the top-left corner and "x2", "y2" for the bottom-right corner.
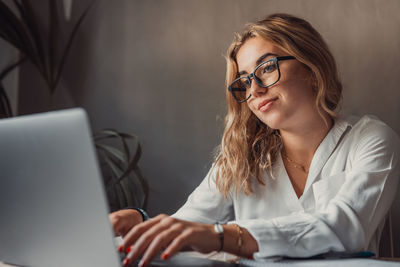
[{"x1": 0, "y1": 108, "x2": 121, "y2": 267}]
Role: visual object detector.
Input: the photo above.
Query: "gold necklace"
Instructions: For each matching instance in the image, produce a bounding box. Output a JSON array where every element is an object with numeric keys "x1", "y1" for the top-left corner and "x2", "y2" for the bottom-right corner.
[{"x1": 282, "y1": 153, "x2": 309, "y2": 174}]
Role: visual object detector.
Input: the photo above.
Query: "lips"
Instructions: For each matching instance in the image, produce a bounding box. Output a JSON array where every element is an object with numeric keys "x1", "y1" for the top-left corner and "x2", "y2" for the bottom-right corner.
[{"x1": 258, "y1": 97, "x2": 278, "y2": 111}]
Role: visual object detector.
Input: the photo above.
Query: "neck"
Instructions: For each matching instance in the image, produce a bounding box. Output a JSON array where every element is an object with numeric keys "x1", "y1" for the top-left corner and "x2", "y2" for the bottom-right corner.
[{"x1": 280, "y1": 113, "x2": 333, "y2": 165}]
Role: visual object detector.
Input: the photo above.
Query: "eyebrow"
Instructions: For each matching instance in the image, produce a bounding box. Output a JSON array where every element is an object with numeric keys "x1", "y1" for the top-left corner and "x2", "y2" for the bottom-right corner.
[{"x1": 237, "y1": 52, "x2": 279, "y2": 76}]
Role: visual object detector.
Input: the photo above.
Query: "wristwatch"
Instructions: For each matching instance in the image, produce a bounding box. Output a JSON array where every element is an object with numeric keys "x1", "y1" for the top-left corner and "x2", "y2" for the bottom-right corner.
[
  {"x1": 214, "y1": 222, "x2": 224, "y2": 252},
  {"x1": 123, "y1": 207, "x2": 149, "y2": 221},
  {"x1": 132, "y1": 207, "x2": 149, "y2": 221}
]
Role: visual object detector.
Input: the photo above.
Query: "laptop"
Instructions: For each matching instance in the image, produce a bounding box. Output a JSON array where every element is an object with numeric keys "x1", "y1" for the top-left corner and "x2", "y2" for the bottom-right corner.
[
  {"x1": 0, "y1": 108, "x2": 238, "y2": 267},
  {"x1": 0, "y1": 108, "x2": 121, "y2": 267}
]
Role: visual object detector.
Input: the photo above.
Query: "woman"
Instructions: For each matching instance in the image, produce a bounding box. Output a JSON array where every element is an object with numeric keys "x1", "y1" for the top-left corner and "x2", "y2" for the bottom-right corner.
[{"x1": 110, "y1": 13, "x2": 400, "y2": 267}]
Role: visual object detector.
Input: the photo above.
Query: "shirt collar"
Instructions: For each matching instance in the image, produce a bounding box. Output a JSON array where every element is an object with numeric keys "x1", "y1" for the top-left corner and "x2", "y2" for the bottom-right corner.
[{"x1": 303, "y1": 116, "x2": 352, "y2": 195}]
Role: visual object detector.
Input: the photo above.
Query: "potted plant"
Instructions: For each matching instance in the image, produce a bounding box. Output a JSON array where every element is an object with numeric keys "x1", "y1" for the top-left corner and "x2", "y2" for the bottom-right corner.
[{"x1": 0, "y1": 0, "x2": 148, "y2": 210}]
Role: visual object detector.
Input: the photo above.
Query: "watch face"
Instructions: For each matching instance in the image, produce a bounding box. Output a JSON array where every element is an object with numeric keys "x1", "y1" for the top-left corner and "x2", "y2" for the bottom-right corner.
[{"x1": 214, "y1": 223, "x2": 224, "y2": 233}]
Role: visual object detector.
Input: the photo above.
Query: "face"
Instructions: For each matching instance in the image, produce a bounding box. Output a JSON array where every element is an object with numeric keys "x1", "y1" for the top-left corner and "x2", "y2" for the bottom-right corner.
[{"x1": 236, "y1": 36, "x2": 317, "y2": 131}]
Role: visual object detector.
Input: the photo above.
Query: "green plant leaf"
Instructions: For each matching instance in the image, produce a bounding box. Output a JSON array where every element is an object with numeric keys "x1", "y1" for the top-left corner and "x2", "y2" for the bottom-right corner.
[
  {"x1": 53, "y1": 0, "x2": 95, "y2": 94},
  {"x1": 13, "y1": 0, "x2": 47, "y2": 78},
  {"x1": 101, "y1": 154, "x2": 129, "y2": 209},
  {"x1": 0, "y1": 57, "x2": 26, "y2": 80},
  {"x1": 118, "y1": 132, "x2": 141, "y2": 160},
  {"x1": 0, "y1": 1, "x2": 26, "y2": 50},
  {"x1": 131, "y1": 142, "x2": 142, "y2": 168},
  {"x1": 120, "y1": 178, "x2": 133, "y2": 207},
  {"x1": 94, "y1": 129, "x2": 139, "y2": 161},
  {"x1": 12, "y1": 0, "x2": 46, "y2": 74},
  {"x1": 96, "y1": 143, "x2": 127, "y2": 164},
  {"x1": 133, "y1": 167, "x2": 149, "y2": 209},
  {"x1": 94, "y1": 129, "x2": 139, "y2": 141},
  {"x1": 0, "y1": 1, "x2": 39, "y2": 68},
  {"x1": 113, "y1": 182, "x2": 126, "y2": 211},
  {"x1": 112, "y1": 154, "x2": 147, "y2": 207},
  {"x1": 99, "y1": 147, "x2": 123, "y2": 180},
  {"x1": 0, "y1": 57, "x2": 27, "y2": 118},
  {"x1": 97, "y1": 145, "x2": 124, "y2": 171},
  {"x1": 48, "y1": 0, "x2": 59, "y2": 88},
  {"x1": 0, "y1": 82, "x2": 12, "y2": 118},
  {"x1": 94, "y1": 129, "x2": 149, "y2": 209},
  {"x1": 115, "y1": 157, "x2": 139, "y2": 184}
]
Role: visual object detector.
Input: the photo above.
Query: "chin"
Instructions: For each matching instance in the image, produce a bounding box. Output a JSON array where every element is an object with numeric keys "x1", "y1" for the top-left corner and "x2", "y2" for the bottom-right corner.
[{"x1": 257, "y1": 113, "x2": 284, "y2": 130}]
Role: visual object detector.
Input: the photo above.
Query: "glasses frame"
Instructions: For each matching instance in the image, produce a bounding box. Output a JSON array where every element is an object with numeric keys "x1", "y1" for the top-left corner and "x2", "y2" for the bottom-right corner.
[{"x1": 228, "y1": 56, "x2": 296, "y2": 103}]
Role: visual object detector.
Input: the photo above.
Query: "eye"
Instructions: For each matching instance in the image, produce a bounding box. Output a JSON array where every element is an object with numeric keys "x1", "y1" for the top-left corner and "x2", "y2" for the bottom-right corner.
[
  {"x1": 243, "y1": 79, "x2": 251, "y2": 87},
  {"x1": 261, "y1": 62, "x2": 277, "y2": 73}
]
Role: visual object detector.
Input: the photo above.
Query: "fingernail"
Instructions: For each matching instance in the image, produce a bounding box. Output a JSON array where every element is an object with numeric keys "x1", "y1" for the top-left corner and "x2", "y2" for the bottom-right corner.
[
  {"x1": 125, "y1": 246, "x2": 131, "y2": 253},
  {"x1": 138, "y1": 259, "x2": 146, "y2": 267},
  {"x1": 161, "y1": 253, "x2": 169, "y2": 260},
  {"x1": 118, "y1": 245, "x2": 123, "y2": 252},
  {"x1": 122, "y1": 258, "x2": 130, "y2": 266}
]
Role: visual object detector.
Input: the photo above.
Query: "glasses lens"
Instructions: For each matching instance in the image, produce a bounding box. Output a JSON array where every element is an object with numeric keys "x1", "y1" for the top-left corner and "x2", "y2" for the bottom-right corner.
[
  {"x1": 230, "y1": 77, "x2": 251, "y2": 102},
  {"x1": 254, "y1": 60, "x2": 279, "y2": 87}
]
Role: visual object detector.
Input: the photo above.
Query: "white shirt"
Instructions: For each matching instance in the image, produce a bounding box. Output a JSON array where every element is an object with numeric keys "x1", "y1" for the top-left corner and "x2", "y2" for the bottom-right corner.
[{"x1": 172, "y1": 115, "x2": 400, "y2": 259}]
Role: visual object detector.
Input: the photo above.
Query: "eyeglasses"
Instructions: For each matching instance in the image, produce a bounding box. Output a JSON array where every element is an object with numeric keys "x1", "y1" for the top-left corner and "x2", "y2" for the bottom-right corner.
[{"x1": 228, "y1": 56, "x2": 296, "y2": 103}]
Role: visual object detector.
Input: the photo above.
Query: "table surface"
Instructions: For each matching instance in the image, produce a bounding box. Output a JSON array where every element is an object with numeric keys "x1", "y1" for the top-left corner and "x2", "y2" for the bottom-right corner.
[
  {"x1": 0, "y1": 252, "x2": 239, "y2": 267},
  {"x1": 2, "y1": 255, "x2": 400, "y2": 267}
]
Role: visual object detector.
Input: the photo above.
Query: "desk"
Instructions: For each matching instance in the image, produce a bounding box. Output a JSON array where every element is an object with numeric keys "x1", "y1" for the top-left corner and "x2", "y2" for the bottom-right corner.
[
  {"x1": 2, "y1": 255, "x2": 399, "y2": 267},
  {"x1": 144, "y1": 253, "x2": 238, "y2": 266},
  {"x1": 0, "y1": 253, "x2": 238, "y2": 267},
  {"x1": 238, "y1": 258, "x2": 400, "y2": 266}
]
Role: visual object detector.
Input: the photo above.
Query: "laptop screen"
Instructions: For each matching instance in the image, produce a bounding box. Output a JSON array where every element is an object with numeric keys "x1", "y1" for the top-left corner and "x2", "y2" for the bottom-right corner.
[{"x1": 0, "y1": 109, "x2": 121, "y2": 267}]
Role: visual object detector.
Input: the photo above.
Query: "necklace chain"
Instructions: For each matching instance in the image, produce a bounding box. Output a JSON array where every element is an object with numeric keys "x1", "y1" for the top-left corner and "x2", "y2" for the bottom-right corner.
[{"x1": 282, "y1": 153, "x2": 309, "y2": 174}]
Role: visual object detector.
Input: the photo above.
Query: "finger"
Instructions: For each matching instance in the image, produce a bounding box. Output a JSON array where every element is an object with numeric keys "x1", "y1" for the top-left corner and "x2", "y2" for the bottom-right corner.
[
  {"x1": 124, "y1": 215, "x2": 177, "y2": 264},
  {"x1": 109, "y1": 210, "x2": 140, "y2": 237},
  {"x1": 139, "y1": 223, "x2": 185, "y2": 265},
  {"x1": 161, "y1": 228, "x2": 193, "y2": 260},
  {"x1": 123, "y1": 215, "x2": 166, "y2": 249},
  {"x1": 125, "y1": 216, "x2": 174, "y2": 259},
  {"x1": 109, "y1": 212, "x2": 126, "y2": 236}
]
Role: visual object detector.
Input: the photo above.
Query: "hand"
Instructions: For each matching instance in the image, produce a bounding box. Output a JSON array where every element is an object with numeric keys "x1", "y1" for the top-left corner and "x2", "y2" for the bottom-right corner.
[
  {"x1": 109, "y1": 209, "x2": 143, "y2": 237},
  {"x1": 120, "y1": 214, "x2": 220, "y2": 267}
]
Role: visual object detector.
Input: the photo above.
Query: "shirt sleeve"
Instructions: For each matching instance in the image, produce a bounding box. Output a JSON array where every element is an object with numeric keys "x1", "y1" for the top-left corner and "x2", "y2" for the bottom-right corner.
[
  {"x1": 171, "y1": 167, "x2": 235, "y2": 224},
  {"x1": 232, "y1": 120, "x2": 400, "y2": 259}
]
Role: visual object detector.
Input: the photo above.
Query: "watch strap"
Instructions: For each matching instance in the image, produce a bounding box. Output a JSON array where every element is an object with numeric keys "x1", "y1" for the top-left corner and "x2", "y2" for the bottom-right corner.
[
  {"x1": 123, "y1": 207, "x2": 149, "y2": 222},
  {"x1": 214, "y1": 222, "x2": 224, "y2": 252}
]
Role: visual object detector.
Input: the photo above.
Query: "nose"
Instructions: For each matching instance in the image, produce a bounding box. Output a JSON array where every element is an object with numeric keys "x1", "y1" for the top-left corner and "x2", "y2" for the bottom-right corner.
[{"x1": 249, "y1": 77, "x2": 267, "y2": 98}]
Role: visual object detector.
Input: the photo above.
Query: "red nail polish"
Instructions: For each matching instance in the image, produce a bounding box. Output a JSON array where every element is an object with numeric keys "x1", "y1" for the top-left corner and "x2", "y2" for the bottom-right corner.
[
  {"x1": 139, "y1": 260, "x2": 146, "y2": 267},
  {"x1": 123, "y1": 258, "x2": 130, "y2": 266},
  {"x1": 125, "y1": 246, "x2": 131, "y2": 253},
  {"x1": 161, "y1": 253, "x2": 169, "y2": 260},
  {"x1": 118, "y1": 245, "x2": 123, "y2": 252}
]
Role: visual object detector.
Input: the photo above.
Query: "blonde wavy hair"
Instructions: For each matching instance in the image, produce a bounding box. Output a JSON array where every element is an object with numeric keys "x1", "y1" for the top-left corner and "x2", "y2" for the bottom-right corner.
[{"x1": 214, "y1": 13, "x2": 342, "y2": 198}]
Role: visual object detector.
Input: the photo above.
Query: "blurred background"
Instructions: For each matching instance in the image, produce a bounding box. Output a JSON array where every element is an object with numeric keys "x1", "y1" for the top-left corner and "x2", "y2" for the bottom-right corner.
[{"x1": 1, "y1": 0, "x2": 399, "y2": 255}]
